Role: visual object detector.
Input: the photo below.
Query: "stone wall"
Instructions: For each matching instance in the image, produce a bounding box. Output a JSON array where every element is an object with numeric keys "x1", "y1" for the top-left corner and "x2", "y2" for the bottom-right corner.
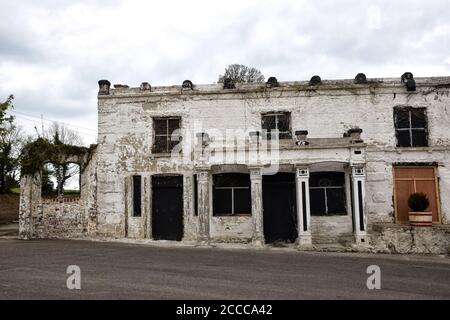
[
  {"x1": 370, "y1": 223, "x2": 450, "y2": 254},
  {"x1": 210, "y1": 216, "x2": 253, "y2": 242},
  {"x1": 311, "y1": 215, "x2": 354, "y2": 245},
  {"x1": 41, "y1": 196, "x2": 84, "y2": 238},
  {"x1": 19, "y1": 147, "x2": 97, "y2": 239}
]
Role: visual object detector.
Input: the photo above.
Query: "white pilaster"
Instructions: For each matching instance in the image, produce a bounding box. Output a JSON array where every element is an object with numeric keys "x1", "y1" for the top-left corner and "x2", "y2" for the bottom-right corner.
[
  {"x1": 249, "y1": 167, "x2": 264, "y2": 246},
  {"x1": 196, "y1": 168, "x2": 211, "y2": 243},
  {"x1": 295, "y1": 167, "x2": 312, "y2": 247},
  {"x1": 351, "y1": 166, "x2": 368, "y2": 244}
]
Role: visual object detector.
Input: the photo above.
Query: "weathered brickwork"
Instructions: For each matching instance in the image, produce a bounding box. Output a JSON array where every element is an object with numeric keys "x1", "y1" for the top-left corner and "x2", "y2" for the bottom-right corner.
[{"x1": 19, "y1": 75, "x2": 450, "y2": 254}]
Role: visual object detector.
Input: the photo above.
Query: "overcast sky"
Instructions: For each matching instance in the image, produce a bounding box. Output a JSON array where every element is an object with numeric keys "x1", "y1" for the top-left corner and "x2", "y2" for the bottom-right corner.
[{"x1": 1, "y1": 0, "x2": 449, "y2": 145}]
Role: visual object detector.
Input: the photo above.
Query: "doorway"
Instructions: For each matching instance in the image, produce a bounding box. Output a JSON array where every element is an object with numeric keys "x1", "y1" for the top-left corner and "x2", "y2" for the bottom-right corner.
[
  {"x1": 151, "y1": 175, "x2": 184, "y2": 240},
  {"x1": 262, "y1": 172, "x2": 298, "y2": 243}
]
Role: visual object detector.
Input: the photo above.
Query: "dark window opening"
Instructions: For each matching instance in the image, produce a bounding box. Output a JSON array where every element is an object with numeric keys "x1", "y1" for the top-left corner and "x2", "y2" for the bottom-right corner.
[
  {"x1": 193, "y1": 174, "x2": 198, "y2": 216},
  {"x1": 132, "y1": 175, "x2": 142, "y2": 217},
  {"x1": 261, "y1": 112, "x2": 291, "y2": 139},
  {"x1": 358, "y1": 180, "x2": 364, "y2": 231},
  {"x1": 394, "y1": 108, "x2": 428, "y2": 147},
  {"x1": 152, "y1": 117, "x2": 181, "y2": 153},
  {"x1": 213, "y1": 173, "x2": 251, "y2": 216},
  {"x1": 309, "y1": 172, "x2": 346, "y2": 216},
  {"x1": 301, "y1": 181, "x2": 307, "y2": 231}
]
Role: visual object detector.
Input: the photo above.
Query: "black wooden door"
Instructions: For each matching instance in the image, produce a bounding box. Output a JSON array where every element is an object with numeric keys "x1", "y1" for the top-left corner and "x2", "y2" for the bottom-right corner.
[
  {"x1": 262, "y1": 173, "x2": 298, "y2": 243},
  {"x1": 152, "y1": 175, "x2": 183, "y2": 241}
]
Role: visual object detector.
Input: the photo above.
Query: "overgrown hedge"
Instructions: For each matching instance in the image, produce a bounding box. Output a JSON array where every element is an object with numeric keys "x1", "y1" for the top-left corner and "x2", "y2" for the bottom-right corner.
[{"x1": 20, "y1": 138, "x2": 93, "y2": 175}]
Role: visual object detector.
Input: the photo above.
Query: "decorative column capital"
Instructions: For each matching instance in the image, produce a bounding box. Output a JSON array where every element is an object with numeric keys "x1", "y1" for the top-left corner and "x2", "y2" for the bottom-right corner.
[
  {"x1": 295, "y1": 166, "x2": 310, "y2": 178},
  {"x1": 351, "y1": 166, "x2": 365, "y2": 177},
  {"x1": 195, "y1": 166, "x2": 211, "y2": 181},
  {"x1": 248, "y1": 166, "x2": 263, "y2": 180}
]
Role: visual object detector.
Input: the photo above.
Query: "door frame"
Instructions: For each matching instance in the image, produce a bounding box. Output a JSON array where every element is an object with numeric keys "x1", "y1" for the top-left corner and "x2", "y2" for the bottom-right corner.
[
  {"x1": 392, "y1": 165, "x2": 442, "y2": 224},
  {"x1": 151, "y1": 174, "x2": 184, "y2": 241},
  {"x1": 262, "y1": 172, "x2": 298, "y2": 243}
]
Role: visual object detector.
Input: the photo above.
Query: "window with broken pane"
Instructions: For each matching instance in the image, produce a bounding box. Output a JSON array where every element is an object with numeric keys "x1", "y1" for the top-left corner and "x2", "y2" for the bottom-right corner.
[
  {"x1": 213, "y1": 173, "x2": 251, "y2": 216},
  {"x1": 261, "y1": 112, "x2": 291, "y2": 139},
  {"x1": 152, "y1": 117, "x2": 181, "y2": 153},
  {"x1": 394, "y1": 108, "x2": 428, "y2": 147},
  {"x1": 309, "y1": 172, "x2": 346, "y2": 216}
]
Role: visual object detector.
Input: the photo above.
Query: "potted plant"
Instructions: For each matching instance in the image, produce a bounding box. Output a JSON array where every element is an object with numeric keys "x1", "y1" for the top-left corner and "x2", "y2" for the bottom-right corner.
[{"x1": 407, "y1": 192, "x2": 433, "y2": 226}]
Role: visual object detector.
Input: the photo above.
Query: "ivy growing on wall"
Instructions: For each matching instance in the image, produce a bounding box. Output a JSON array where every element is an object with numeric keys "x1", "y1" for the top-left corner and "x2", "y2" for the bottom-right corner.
[{"x1": 20, "y1": 138, "x2": 93, "y2": 175}]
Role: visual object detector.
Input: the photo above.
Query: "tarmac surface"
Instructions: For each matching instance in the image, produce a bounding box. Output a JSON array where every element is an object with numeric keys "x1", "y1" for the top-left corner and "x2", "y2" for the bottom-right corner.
[{"x1": 0, "y1": 237, "x2": 449, "y2": 299}]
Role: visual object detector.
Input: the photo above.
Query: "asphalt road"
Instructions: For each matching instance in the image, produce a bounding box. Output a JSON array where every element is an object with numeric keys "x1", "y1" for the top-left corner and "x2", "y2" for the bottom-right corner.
[{"x1": 0, "y1": 238, "x2": 449, "y2": 299}]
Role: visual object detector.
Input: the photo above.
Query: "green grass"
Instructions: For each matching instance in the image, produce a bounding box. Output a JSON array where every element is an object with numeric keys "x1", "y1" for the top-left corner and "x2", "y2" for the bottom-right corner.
[
  {"x1": 6, "y1": 188, "x2": 80, "y2": 195},
  {"x1": 63, "y1": 189, "x2": 80, "y2": 195},
  {"x1": 9, "y1": 187, "x2": 20, "y2": 194}
]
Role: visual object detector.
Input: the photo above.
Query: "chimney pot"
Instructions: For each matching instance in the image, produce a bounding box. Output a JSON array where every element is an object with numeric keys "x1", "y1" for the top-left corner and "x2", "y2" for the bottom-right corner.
[
  {"x1": 309, "y1": 75, "x2": 322, "y2": 86},
  {"x1": 98, "y1": 80, "x2": 111, "y2": 95},
  {"x1": 182, "y1": 80, "x2": 194, "y2": 90},
  {"x1": 266, "y1": 77, "x2": 279, "y2": 88},
  {"x1": 140, "y1": 82, "x2": 151, "y2": 91},
  {"x1": 354, "y1": 73, "x2": 367, "y2": 84}
]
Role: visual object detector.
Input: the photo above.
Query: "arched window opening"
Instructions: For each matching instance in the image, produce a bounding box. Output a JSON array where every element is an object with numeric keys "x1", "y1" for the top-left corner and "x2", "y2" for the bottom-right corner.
[{"x1": 41, "y1": 162, "x2": 80, "y2": 197}]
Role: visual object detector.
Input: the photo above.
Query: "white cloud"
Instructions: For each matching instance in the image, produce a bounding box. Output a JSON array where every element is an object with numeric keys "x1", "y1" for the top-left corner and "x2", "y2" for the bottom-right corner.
[
  {"x1": 0, "y1": 0, "x2": 449, "y2": 145},
  {"x1": 367, "y1": 5, "x2": 382, "y2": 30}
]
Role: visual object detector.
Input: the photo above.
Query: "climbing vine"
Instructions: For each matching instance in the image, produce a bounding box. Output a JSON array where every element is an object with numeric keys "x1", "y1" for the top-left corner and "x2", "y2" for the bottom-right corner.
[{"x1": 20, "y1": 138, "x2": 94, "y2": 175}]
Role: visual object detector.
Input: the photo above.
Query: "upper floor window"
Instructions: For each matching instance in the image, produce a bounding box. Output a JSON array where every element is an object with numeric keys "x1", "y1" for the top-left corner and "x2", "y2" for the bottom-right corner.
[
  {"x1": 261, "y1": 112, "x2": 291, "y2": 139},
  {"x1": 213, "y1": 173, "x2": 251, "y2": 216},
  {"x1": 152, "y1": 117, "x2": 181, "y2": 153},
  {"x1": 394, "y1": 108, "x2": 428, "y2": 147}
]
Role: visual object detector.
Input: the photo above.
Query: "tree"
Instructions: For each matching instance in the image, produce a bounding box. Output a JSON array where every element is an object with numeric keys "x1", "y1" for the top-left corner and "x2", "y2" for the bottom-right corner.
[
  {"x1": 44, "y1": 122, "x2": 83, "y2": 195},
  {"x1": 0, "y1": 140, "x2": 13, "y2": 193},
  {"x1": 218, "y1": 64, "x2": 265, "y2": 84},
  {"x1": 0, "y1": 95, "x2": 14, "y2": 134},
  {"x1": 0, "y1": 95, "x2": 24, "y2": 193},
  {"x1": 0, "y1": 123, "x2": 24, "y2": 193},
  {"x1": 44, "y1": 122, "x2": 84, "y2": 146},
  {"x1": 41, "y1": 166, "x2": 54, "y2": 196}
]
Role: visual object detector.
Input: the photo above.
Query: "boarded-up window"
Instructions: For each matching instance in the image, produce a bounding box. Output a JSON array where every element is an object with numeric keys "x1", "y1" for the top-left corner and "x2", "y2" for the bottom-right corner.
[
  {"x1": 213, "y1": 173, "x2": 251, "y2": 216},
  {"x1": 153, "y1": 117, "x2": 181, "y2": 153},
  {"x1": 309, "y1": 172, "x2": 346, "y2": 216},
  {"x1": 132, "y1": 175, "x2": 142, "y2": 217},
  {"x1": 393, "y1": 166, "x2": 440, "y2": 223},
  {"x1": 394, "y1": 108, "x2": 428, "y2": 147},
  {"x1": 261, "y1": 112, "x2": 291, "y2": 139},
  {"x1": 193, "y1": 174, "x2": 198, "y2": 216}
]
